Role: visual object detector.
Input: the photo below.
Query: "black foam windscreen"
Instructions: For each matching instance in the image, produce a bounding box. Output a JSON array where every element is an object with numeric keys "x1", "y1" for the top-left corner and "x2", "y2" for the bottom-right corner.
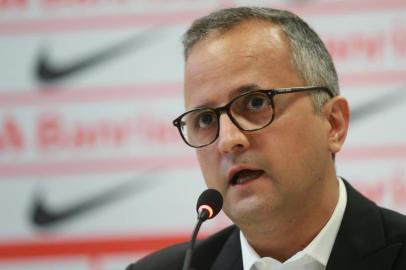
[{"x1": 196, "y1": 188, "x2": 223, "y2": 219}]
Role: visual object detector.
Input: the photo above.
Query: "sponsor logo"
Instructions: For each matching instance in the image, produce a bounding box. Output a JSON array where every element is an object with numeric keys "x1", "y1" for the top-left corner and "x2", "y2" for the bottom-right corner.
[
  {"x1": 35, "y1": 30, "x2": 161, "y2": 82},
  {"x1": 30, "y1": 175, "x2": 157, "y2": 227}
]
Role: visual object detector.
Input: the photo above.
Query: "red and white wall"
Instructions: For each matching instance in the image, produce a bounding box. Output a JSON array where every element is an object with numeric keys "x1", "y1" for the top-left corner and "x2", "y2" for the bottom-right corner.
[{"x1": 0, "y1": 0, "x2": 405, "y2": 269}]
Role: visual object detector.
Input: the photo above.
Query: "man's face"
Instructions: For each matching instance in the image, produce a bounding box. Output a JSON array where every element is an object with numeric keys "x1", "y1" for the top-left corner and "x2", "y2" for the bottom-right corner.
[{"x1": 184, "y1": 20, "x2": 333, "y2": 228}]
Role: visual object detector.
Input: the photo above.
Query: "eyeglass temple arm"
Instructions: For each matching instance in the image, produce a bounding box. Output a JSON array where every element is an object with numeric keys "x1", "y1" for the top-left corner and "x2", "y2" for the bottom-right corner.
[{"x1": 270, "y1": 86, "x2": 334, "y2": 98}]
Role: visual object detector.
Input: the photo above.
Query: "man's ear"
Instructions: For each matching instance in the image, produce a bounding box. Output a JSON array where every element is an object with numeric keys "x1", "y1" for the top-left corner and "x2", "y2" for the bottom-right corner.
[{"x1": 323, "y1": 96, "x2": 350, "y2": 154}]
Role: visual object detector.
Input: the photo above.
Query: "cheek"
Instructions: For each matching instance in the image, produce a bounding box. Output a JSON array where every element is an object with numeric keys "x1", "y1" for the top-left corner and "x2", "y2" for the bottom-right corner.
[
  {"x1": 274, "y1": 104, "x2": 325, "y2": 157},
  {"x1": 280, "y1": 117, "x2": 329, "y2": 182},
  {"x1": 255, "y1": 116, "x2": 318, "y2": 177},
  {"x1": 260, "y1": 137, "x2": 293, "y2": 180}
]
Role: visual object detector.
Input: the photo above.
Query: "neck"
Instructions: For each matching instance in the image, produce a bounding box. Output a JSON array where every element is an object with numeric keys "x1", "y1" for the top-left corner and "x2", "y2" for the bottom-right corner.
[{"x1": 240, "y1": 176, "x2": 339, "y2": 262}]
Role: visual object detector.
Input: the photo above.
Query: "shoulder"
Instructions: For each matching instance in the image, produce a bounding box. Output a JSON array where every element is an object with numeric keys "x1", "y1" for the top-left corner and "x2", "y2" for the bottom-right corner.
[
  {"x1": 379, "y1": 207, "x2": 406, "y2": 269},
  {"x1": 344, "y1": 179, "x2": 406, "y2": 241},
  {"x1": 379, "y1": 207, "x2": 406, "y2": 242},
  {"x1": 126, "y1": 225, "x2": 237, "y2": 270}
]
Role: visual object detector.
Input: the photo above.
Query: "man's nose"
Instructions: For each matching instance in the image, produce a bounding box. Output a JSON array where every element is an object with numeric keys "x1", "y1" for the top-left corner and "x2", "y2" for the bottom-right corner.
[{"x1": 217, "y1": 113, "x2": 250, "y2": 154}]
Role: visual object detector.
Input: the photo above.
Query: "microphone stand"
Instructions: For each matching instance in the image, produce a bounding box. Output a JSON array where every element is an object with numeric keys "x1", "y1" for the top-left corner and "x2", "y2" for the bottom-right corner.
[{"x1": 182, "y1": 210, "x2": 209, "y2": 270}]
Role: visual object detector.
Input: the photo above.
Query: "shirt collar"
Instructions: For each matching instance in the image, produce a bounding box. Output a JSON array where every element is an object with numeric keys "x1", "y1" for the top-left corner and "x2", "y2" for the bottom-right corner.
[{"x1": 240, "y1": 177, "x2": 348, "y2": 270}]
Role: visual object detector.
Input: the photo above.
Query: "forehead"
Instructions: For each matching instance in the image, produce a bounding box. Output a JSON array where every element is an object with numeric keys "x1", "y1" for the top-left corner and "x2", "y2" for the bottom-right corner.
[{"x1": 184, "y1": 20, "x2": 302, "y2": 109}]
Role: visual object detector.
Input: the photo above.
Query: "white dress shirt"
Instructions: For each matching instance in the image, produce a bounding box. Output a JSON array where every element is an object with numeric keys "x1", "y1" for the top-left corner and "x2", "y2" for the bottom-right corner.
[{"x1": 240, "y1": 177, "x2": 347, "y2": 270}]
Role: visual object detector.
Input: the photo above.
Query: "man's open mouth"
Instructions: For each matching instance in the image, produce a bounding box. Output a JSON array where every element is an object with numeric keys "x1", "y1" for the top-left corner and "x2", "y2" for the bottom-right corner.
[{"x1": 230, "y1": 170, "x2": 264, "y2": 185}]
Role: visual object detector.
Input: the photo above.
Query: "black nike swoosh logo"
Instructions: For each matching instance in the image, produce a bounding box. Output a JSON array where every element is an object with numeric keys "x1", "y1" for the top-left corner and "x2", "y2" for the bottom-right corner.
[
  {"x1": 35, "y1": 29, "x2": 162, "y2": 83},
  {"x1": 351, "y1": 86, "x2": 406, "y2": 122},
  {"x1": 30, "y1": 174, "x2": 157, "y2": 228}
]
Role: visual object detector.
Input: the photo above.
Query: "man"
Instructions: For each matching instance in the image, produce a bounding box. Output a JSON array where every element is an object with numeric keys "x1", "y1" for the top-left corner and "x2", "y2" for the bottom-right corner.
[{"x1": 127, "y1": 7, "x2": 406, "y2": 270}]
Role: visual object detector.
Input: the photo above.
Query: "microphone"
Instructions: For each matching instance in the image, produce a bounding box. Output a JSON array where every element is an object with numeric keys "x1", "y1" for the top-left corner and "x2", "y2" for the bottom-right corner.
[
  {"x1": 196, "y1": 188, "x2": 223, "y2": 221},
  {"x1": 182, "y1": 189, "x2": 223, "y2": 270}
]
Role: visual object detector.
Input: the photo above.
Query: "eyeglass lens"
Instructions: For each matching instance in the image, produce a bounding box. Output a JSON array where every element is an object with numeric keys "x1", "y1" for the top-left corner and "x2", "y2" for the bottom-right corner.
[{"x1": 181, "y1": 92, "x2": 274, "y2": 147}]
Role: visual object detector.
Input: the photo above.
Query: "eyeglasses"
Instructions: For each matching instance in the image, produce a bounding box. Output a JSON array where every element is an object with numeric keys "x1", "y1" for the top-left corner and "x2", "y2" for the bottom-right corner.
[{"x1": 173, "y1": 86, "x2": 334, "y2": 148}]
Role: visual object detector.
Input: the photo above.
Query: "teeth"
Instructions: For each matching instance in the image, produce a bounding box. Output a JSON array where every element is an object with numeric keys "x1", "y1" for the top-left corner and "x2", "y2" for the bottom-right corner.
[
  {"x1": 236, "y1": 175, "x2": 252, "y2": 185},
  {"x1": 236, "y1": 178, "x2": 247, "y2": 184},
  {"x1": 232, "y1": 170, "x2": 264, "y2": 185}
]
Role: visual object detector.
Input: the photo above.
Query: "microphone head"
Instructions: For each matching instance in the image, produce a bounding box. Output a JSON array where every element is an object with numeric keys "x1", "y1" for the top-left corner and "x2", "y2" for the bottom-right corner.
[{"x1": 196, "y1": 189, "x2": 223, "y2": 220}]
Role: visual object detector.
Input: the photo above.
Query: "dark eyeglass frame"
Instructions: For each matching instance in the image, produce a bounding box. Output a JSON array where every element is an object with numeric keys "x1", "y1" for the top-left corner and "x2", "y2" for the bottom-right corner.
[{"x1": 173, "y1": 86, "x2": 334, "y2": 148}]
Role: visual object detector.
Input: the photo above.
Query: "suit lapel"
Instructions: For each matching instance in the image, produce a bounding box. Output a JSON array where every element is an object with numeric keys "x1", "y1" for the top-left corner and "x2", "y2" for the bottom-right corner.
[
  {"x1": 189, "y1": 226, "x2": 242, "y2": 270},
  {"x1": 211, "y1": 228, "x2": 243, "y2": 270},
  {"x1": 326, "y1": 180, "x2": 403, "y2": 270}
]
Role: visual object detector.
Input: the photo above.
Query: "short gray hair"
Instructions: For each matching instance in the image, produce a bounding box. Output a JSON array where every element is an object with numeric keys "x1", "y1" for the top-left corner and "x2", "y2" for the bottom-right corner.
[{"x1": 182, "y1": 7, "x2": 339, "y2": 112}]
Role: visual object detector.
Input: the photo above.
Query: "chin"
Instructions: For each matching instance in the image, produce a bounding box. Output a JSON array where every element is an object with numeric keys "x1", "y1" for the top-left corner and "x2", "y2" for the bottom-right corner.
[{"x1": 225, "y1": 198, "x2": 271, "y2": 226}]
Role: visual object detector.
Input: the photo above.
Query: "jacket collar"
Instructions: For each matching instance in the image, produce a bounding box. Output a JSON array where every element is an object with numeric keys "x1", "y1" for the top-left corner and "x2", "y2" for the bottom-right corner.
[
  {"x1": 190, "y1": 225, "x2": 242, "y2": 270},
  {"x1": 326, "y1": 179, "x2": 402, "y2": 270},
  {"x1": 210, "y1": 227, "x2": 243, "y2": 270}
]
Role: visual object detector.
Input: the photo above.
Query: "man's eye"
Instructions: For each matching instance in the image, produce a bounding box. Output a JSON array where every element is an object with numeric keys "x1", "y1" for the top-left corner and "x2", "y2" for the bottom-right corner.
[
  {"x1": 197, "y1": 113, "x2": 215, "y2": 128},
  {"x1": 247, "y1": 95, "x2": 267, "y2": 110}
]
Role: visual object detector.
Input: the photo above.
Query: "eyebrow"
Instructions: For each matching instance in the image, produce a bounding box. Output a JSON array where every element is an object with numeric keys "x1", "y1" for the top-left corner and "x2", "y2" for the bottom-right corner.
[
  {"x1": 191, "y1": 83, "x2": 263, "y2": 110},
  {"x1": 230, "y1": 84, "x2": 262, "y2": 99}
]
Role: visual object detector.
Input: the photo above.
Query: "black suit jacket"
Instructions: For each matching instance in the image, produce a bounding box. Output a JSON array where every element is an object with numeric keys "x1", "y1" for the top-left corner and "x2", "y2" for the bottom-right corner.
[{"x1": 127, "y1": 181, "x2": 406, "y2": 270}]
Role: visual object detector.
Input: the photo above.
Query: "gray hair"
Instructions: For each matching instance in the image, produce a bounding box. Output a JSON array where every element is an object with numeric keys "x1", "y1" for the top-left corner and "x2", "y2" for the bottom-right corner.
[{"x1": 182, "y1": 7, "x2": 339, "y2": 112}]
